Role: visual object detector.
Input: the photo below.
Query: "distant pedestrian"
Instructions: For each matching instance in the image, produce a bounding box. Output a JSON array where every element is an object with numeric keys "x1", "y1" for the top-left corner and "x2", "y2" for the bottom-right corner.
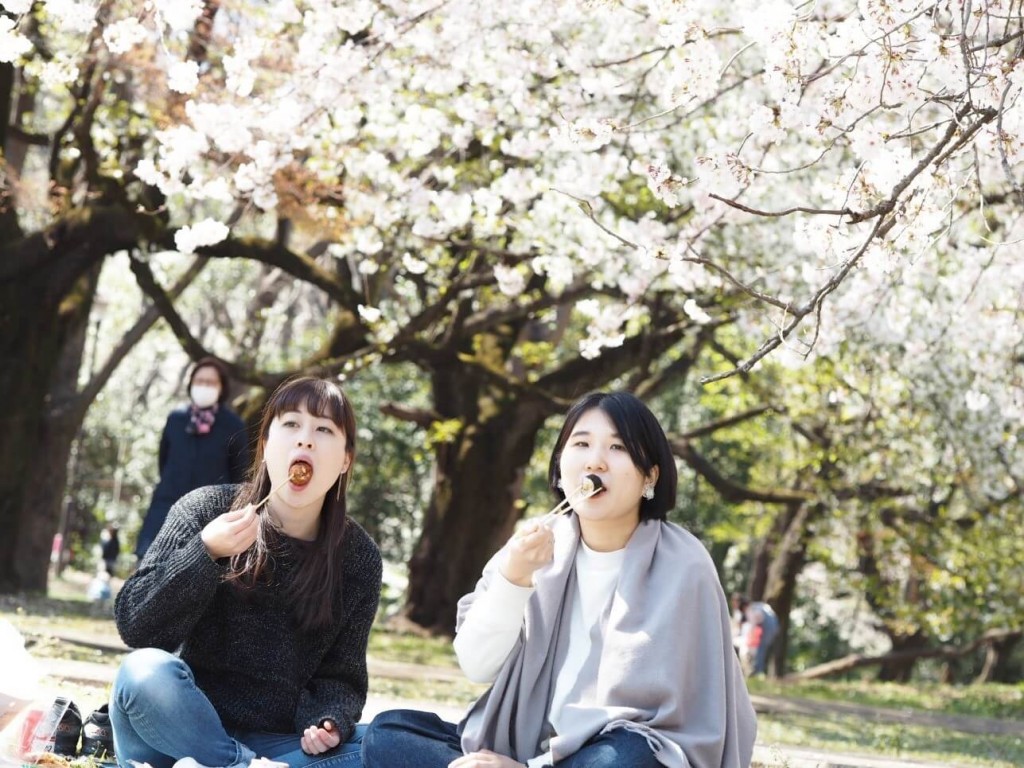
[
  {"x1": 88, "y1": 567, "x2": 113, "y2": 608},
  {"x1": 135, "y1": 357, "x2": 249, "y2": 561},
  {"x1": 100, "y1": 525, "x2": 121, "y2": 576},
  {"x1": 732, "y1": 594, "x2": 779, "y2": 676}
]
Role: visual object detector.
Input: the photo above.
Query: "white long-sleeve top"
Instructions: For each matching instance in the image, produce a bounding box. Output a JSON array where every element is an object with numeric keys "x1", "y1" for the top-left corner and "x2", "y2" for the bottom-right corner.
[{"x1": 454, "y1": 542, "x2": 624, "y2": 768}]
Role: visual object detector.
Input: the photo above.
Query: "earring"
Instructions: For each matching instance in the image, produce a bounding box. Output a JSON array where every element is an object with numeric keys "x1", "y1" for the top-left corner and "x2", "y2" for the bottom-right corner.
[
  {"x1": 556, "y1": 478, "x2": 564, "y2": 490},
  {"x1": 642, "y1": 483, "x2": 655, "y2": 500}
]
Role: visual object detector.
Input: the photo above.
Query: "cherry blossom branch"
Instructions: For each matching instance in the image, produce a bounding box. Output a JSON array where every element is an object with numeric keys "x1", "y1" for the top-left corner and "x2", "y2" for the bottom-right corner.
[
  {"x1": 700, "y1": 212, "x2": 894, "y2": 384},
  {"x1": 707, "y1": 194, "x2": 854, "y2": 219},
  {"x1": 679, "y1": 249, "x2": 793, "y2": 311}
]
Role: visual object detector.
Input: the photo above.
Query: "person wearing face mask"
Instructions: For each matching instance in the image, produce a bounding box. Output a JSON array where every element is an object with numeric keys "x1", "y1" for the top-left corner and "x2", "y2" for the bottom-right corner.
[
  {"x1": 363, "y1": 391, "x2": 756, "y2": 768},
  {"x1": 135, "y1": 357, "x2": 250, "y2": 561},
  {"x1": 112, "y1": 376, "x2": 381, "y2": 768}
]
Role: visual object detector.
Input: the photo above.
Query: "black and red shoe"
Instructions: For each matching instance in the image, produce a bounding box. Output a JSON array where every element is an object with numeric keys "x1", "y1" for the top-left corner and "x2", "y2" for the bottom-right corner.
[
  {"x1": 80, "y1": 704, "x2": 115, "y2": 762},
  {"x1": 52, "y1": 697, "x2": 82, "y2": 756}
]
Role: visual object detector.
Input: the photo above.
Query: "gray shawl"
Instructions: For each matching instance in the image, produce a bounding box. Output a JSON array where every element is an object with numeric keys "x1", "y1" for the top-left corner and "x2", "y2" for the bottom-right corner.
[{"x1": 457, "y1": 516, "x2": 756, "y2": 768}]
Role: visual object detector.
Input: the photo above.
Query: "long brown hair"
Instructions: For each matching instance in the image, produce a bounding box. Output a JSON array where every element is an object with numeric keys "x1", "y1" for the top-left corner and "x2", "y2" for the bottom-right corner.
[{"x1": 226, "y1": 376, "x2": 357, "y2": 631}]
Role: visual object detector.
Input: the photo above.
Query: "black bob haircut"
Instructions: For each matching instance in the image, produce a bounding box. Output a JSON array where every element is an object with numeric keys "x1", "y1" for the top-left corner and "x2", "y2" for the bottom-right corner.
[{"x1": 547, "y1": 391, "x2": 678, "y2": 522}]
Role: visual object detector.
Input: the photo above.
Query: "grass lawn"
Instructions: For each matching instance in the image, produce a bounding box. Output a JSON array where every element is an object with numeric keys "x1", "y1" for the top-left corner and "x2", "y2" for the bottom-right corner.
[{"x1": 2, "y1": 572, "x2": 1022, "y2": 767}]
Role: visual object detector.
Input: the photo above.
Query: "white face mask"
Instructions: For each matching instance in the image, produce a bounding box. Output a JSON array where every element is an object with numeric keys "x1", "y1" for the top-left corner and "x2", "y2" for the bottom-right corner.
[{"x1": 190, "y1": 384, "x2": 220, "y2": 409}]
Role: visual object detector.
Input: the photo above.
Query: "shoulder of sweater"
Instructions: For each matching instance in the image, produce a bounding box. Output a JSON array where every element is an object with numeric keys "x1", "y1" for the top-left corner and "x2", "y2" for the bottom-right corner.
[
  {"x1": 343, "y1": 519, "x2": 382, "y2": 572},
  {"x1": 173, "y1": 484, "x2": 240, "y2": 518}
]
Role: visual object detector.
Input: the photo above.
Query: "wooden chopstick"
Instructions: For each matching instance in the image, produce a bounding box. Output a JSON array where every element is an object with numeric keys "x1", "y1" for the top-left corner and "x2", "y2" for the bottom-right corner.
[{"x1": 537, "y1": 485, "x2": 602, "y2": 527}]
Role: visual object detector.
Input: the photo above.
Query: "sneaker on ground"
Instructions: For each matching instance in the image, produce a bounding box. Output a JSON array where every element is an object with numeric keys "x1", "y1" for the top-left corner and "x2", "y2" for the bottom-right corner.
[
  {"x1": 52, "y1": 697, "x2": 82, "y2": 756},
  {"x1": 80, "y1": 704, "x2": 115, "y2": 762}
]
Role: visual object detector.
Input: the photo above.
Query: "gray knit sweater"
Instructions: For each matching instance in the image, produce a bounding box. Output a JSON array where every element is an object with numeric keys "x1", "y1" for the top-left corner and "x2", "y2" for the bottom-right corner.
[{"x1": 115, "y1": 485, "x2": 382, "y2": 741}]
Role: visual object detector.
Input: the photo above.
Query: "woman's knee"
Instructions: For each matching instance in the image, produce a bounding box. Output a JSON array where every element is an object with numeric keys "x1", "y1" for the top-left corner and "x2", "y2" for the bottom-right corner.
[
  {"x1": 367, "y1": 708, "x2": 443, "y2": 735},
  {"x1": 363, "y1": 709, "x2": 455, "y2": 760},
  {"x1": 572, "y1": 729, "x2": 660, "y2": 768},
  {"x1": 115, "y1": 648, "x2": 187, "y2": 701}
]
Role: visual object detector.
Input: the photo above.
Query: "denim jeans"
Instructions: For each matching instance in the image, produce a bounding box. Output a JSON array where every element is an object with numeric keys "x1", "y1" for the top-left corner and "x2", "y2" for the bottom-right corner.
[
  {"x1": 753, "y1": 612, "x2": 779, "y2": 675},
  {"x1": 361, "y1": 709, "x2": 661, "y2": 768},
  {"x1": 111, "y1": 649, "x2": 364, "y2": 768}
]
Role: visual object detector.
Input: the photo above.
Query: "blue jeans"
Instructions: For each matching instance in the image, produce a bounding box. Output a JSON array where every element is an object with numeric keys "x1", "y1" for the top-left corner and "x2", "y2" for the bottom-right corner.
[
  {"x1": 111, "y1": 649, "x2": 364, "y2": 768},
  {"x1": 753, "y1": 612, "x2": 779, "y2": 675},
  {"x1": 361, "y1": 709, "x2": 661, "y2": 768}
]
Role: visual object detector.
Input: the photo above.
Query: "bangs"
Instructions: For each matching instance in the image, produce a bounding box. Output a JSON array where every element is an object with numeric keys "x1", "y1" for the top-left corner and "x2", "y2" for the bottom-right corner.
[{"x1": 269, "y1": 378, "x2": 350, "y2": 428}]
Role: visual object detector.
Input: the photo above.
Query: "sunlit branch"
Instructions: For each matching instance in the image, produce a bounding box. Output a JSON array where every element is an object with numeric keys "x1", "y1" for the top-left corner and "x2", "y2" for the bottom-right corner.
[{"x1": 707, "y1": 193, "x2": 854, "y2": 219}]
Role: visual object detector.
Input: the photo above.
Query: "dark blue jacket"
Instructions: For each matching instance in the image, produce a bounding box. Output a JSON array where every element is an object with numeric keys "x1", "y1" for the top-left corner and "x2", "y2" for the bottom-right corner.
[{"x1": 135, "y1": 405, "x2": 249, "y2": 558}]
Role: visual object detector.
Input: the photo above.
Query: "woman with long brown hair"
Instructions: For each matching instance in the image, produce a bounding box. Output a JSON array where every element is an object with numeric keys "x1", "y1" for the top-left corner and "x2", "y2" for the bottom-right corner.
[{"x1": 112, "y1": 377, "x2": 381, "y2": 768}]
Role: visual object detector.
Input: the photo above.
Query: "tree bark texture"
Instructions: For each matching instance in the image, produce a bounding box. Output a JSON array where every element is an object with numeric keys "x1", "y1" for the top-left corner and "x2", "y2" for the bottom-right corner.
[
  {"x1": 403, "y1": 389, "x2": 553, "y2": 634},
  {"x1": 760, "y1": 501, "x2": 819, "y2": 677},
  {"x1": 0, "y1": 207, "x2": 143, "y2": 591}
]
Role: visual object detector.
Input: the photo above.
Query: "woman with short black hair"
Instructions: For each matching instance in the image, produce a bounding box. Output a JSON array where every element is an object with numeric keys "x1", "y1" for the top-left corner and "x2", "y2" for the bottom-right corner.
[{"x1": 363, "y1": 390, "x2": 755, "y2": 768}]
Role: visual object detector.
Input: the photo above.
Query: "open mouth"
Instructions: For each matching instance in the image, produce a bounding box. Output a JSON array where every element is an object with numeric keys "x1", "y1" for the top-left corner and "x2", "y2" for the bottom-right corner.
[{"x1": 289, "y1": 461, "x2": 313, "y2": 486}]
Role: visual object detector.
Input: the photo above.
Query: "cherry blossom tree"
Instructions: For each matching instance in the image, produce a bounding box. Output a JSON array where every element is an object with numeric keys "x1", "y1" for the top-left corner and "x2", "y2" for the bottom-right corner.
[{"x1": 2, "y1": 0, "x2": 1021, "y2": 653}]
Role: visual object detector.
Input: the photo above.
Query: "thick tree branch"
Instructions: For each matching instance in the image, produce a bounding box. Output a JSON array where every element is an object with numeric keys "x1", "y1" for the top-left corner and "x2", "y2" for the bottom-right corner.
[
  {"x1": 787, "y1": 629, "x2": 1024, "y2": 684},
  {"x1": 380, "y1": 402, "x2": 442, "y2": 428},
  {"x1": 0, "y1": 204, "x2": 148, "y2": 283},
  {"x1": 199, "y1": 237, "x2": 351, "y2": 303},
  {"x1": 680, "y1": 405, "x2": 774, "y2": 440},
  {"x1": 671, "y1": 439, "x2": 815, "y2": 504},
  {"x1": 75, "y1": 256, "x2": 209, "y2": 416},
  {"x1": 128, "y1": 254, "x2": 214, "y2": 366}
]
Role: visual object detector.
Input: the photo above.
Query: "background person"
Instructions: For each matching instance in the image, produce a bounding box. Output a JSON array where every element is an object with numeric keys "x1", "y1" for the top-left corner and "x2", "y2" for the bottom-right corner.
[
  {"x1": 732, "y1": 594, "x2": 779, "y2": 677},
  {"x1": 135, "y1": 357, "x2": 249, "y2": 561},
  {"x1": 100, "y1": 525, "x2": 120, "y2": 576},
  {"x1": 111, "y1": 376, "x2": 382, "y2": 768},
  {"x1": 363, "y1": 391, "x2": 755, "y2": 768}
]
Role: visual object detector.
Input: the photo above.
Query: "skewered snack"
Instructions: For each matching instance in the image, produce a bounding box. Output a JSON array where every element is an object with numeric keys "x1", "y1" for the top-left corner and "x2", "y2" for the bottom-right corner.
[
  {"x1": 546, "y1": 473, "x2": 603, "y2": 519},
  {"x1": 253, "y1": 462, "x2": 314, "y2": 511},
  {"x1": 289, "y1": 461, "x2": 312, "y2": 486}
]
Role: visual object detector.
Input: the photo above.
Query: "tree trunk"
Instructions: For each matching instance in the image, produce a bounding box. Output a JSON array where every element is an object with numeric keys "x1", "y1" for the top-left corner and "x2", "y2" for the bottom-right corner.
[
  {"x1": 1, "y1": 62, "x2": 25, "y2": 245},
  {"x1": 0, "y1": 207, "x2": 145, "y2": 592},
  {"x1": 761, "y1": 501, "x2": 818, "y2": 677},
  {"x1": 975, "y1": 632, "x2": 1022, "y2": 683},
  {"x1": 24, "y1": 264, "x2": 100, "y2": 581},
  {"x1": 403, "y1": 391, "x2": 554, "y2": 634},
  {"x1": 878, "y1": 631, "x2": 927, "y2": 682},
  {"x1": 0, "y1": 266, "x2": 97, "y2": 590}
]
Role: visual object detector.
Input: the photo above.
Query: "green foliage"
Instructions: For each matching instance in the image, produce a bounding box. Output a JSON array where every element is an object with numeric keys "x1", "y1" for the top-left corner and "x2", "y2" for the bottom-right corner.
[
  {"x1": 425, "y1": 418, "x2": 463, "y2": 447},
  {"x1": 784, "y1": 596, "x2": 853, "y2": 673},
  {"x1": 344, "y1": 363, "x2": 433, "y2": 564}
]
